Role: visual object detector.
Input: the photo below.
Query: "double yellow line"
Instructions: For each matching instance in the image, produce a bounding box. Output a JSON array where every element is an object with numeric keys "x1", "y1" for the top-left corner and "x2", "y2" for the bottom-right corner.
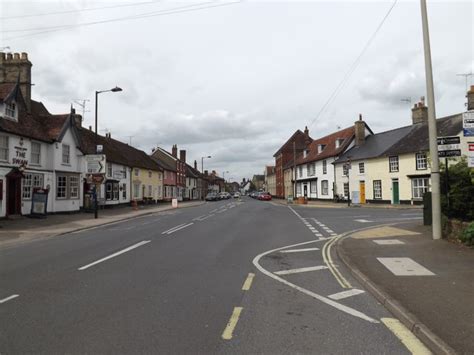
[{"x1": 322, "y1": 235, "x2": 352, "y2": 289}]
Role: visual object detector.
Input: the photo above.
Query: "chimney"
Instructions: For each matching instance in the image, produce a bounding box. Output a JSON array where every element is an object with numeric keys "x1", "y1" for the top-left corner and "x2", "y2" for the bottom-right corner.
[
  {"x1": 467, "y1": 85, "x2": 474, "y2": 111},
  {"x1": 204, "y1": 170, "x2": 208, "y2": 176},
  {"x1": 194, "y1": 160, "x2": 197, "y2": 170},
  {"x1": 0, "y1": 52, "x2": 32, "y2": 112},
  {"x1": 411, "y1": 97, "x2": 428, "y2": 124},
  {"x1": 172, "y1": 144, "x2": 177, "y2": 158},
  {"x1": 89, "y1": 125, "x2": 92, "y2": 131},
  {"x1": 354, "y1": 113, "x2": 366, "y2": 147},
  {"x1": 304, "y1": 126, "x2": 309, "y2": 136},
  {"x1": 179, "y1": 149, "x2": 186, "y2": 163}
]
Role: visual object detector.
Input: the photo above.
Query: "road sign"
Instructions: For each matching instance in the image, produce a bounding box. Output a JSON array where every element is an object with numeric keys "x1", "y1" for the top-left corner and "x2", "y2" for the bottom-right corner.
[
  {"x1": 463, "y1": 111, "x2": 474, "y2": 137},
  {"x1": 86, "y1": 154, "x2": 106, "y2": 174},
  {"x1": 468, "y1": 142, "x2": 474, "y2": 168},
  {"x1": 437, "y1": 136, "x2": 461, "y2": 157},
  {"x1": 91, "y1": 174, "x2": 105, "y2": 184}
]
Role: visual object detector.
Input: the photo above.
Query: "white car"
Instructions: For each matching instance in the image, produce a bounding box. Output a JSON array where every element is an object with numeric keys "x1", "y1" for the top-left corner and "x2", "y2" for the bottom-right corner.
[{"x1": 233, "y1": 192, "x2": 241, "y2": 198}]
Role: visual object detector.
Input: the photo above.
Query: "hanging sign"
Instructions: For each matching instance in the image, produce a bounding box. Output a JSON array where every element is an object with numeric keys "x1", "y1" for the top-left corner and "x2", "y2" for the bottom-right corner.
[{"x1": 30, "y1": 188, "x2": 49, "y2": 217}]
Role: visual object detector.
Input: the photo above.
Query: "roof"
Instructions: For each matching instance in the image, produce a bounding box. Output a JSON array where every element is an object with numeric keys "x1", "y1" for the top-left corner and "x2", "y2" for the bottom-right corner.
[
  {"x1": 150, "y1": 147, "x2": 177, "y2": 172},
  {"x1": 185, "y1": 163, "x2": 201, "y2": 178},
  {"x1": 265, "y1": 165, "x2": 275, "y2": 175},
  {"x1": 296, "y1": 125, "x2": 355, "y2": 165},
  {"x1": 273, "y1": 129, "x2": 312, "y2": 157},
  {"x1": 253, "y1": 174, "x2": 265, "y2": 181},
  {"x1": 78, "y1": 127, "x2": 163, "y2": 171}
]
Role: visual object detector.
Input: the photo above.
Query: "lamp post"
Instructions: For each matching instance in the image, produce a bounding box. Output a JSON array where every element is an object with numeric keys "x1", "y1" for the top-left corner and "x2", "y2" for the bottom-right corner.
[
  {"x1": 94, "y1": 86, "x2": 122, "y2": 219},
  {"x1": 201, "y1": 155, "x2": 211, "y2": 173},
  {"x1": 222, "y1": 170, "x2": 229, "y2": 192}
]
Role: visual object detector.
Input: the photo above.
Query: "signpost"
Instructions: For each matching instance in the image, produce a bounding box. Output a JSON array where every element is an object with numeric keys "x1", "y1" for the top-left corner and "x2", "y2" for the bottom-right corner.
[
  {"x1": 85, "y1": 154, "x2": 106, "y2": 219},
  {"x1": 463, "y1": 111, "x2": 474, "y2": 137},
  {"x1": 437, "y1": 136, "x2": 461, "y2": 209},
  {"x1": 468, "y1": 142, "x2": 474, "y2": 168}
]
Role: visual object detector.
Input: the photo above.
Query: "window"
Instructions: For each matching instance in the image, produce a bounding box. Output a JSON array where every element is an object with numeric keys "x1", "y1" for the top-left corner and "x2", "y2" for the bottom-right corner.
[
  {"x1": 412, "y1": 178, "x2": 430, "y2": 199},
  {"x1": 62, "y1": 144, "x2": 70, "y2": 164},
  {"x1": 310, "y1": 182, "x2": 317, "y2": 194},
  {"x1": 296, "y1": 183, "x2": 301, "y2": 194},
  {"x1": 122, "y1": 168, "x2": 127, "y2": 179},
  {"x1": 57, "y1": 176, "x2": 67, "y2": 199},
  {"x1": 373, "y1": 180, "x2": 382, "y2": 199},
  {"x1": 389, "y1": 156, "x2": 399, "y2": 172},
  {"x1": 148, "y1": 171, "x2": 152, "y2": 178},
  {"x1": 0, "y1": 135, "x2": 8, "y2": 161},
  {"x1": 106, "y1": 182, "x2": 113, "y2": 200},
  {"x1": 359, "y1": 162, "x2": 365, "y2": 174},
  {"x1": 318, "y1": 144, "x2": 326, "y2": 153},
  {"x1": 148, "y1": 185, "x2": 152, "y2": 197},
  {"x1": 321, "y1": 180, "x2": 328, "y2": 195},
  {"x1": 343, "y1": 164, "x2": 349, "y2": 176},
  {"x1": 69, "y1": 176, "x2": 79, "y2": 199},
  {"x1": 134, "y1": 168, "x2": 139, "y2": 177},
  {"x1": 122, "y1": 183, "x2": 127, "y2": 199},
  {"x1": 133, "y1": 183, "x2": 140, "y2": 198},
  {"x1": 343, "y1": 182, "x2": 349, "y2": 197},
  {"x1": 323, "y1": 160, "x2": 327, "y2": 174},
  {"x1": 298, "y1": 166, "x2": 303, "y2": 178},
  {"x1": 416, "y1": 152, "x2": 427, "y2": 170},
  {"x1": 113, "y1": 182, "x2": 119, "y2": 200},
  {"x1": 107, "y1": 163, "x2": 112, "y2": 177},
  {"x1": 31, "y1": 142, "x2": 41, "y2": 165},
  {"x1": 21, "y1": 173, "x2": 43, "y2": 200},
  {"x1": 5, "y1": 102, "x2": 16, "y2": 118}
]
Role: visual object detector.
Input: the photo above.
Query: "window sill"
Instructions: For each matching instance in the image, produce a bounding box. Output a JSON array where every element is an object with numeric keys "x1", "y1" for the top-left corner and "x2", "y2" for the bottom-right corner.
[{"x1": 61, "y1": 163, "x2": 71, "y2": 167}]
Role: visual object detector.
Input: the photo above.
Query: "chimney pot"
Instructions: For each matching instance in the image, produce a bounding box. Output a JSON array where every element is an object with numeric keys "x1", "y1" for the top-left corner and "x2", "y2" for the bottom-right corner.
[
  {"x1": 21, "y1": 52, "x2": 28, "y2": 60},
  {"x1": 13, "y1": 53, "x2": 20, "y2": 60},
  {"x1": 179, "y1": 149, "x2": 186, "y2": 163},
  {"x1": 6, "y1": 53, "x2": 12, "y2": 60},
  {"x1": 467, "y1": 85, "x2": 474, "y2": 111},
  {"x1": 89, "y1": 125, "x2": 92, "y2": 131},
  {"x1": 359, "y1": 113, "x2": 362, "y2": 121}
]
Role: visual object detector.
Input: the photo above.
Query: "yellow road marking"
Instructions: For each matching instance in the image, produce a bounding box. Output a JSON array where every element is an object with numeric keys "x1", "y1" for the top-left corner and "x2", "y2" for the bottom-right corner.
[
  {"x1": 322, "y1": 236, "x2": 351, "y2": 289},
  {"x1": 242, "y1": 273, "x2": 255, "y2": 291},
  {"x1": 381, "y1": 318, "x2": 432, "y2": 355},
  {"x1": 222, "y1": 307, "x2": 243, "y2": 340}
]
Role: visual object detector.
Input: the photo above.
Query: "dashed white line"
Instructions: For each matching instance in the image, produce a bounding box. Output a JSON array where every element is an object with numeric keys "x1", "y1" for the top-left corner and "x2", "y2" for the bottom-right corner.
[
  {"x1": 165, "y1": 222, "x2": 194, "y2": 235},
  {"x1": 162, "y1": 223, "x2": 187, "y2": 234},
  {"x1": 355, "y1": 219, "x2": 373, "y2": 223},
  {"x1": 280, "y1": 247, "x2": 320, "y2": 253},
  {"x1": 0, "y1": 294, "x2": 19, "y2": 304},
  {"x1": 274, "y1": 265, "x2": 329, "y2": 275},
  {"x1": 192, "y1": 215, "x2": 207, "y2": 221},
  {"x1": 78, "y1": 240, "x2": 151, "y2": 271},
  {"x1": 328, "y1": 289, "x2": 365, "y2": 300}
]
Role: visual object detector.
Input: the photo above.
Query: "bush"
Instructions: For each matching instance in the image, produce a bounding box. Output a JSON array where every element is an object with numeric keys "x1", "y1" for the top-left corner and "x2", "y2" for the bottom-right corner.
[
  {"x1": 440, "y1": 158, "x2": 474, "y2": 221},
  {"x1": 460, "y1": 222, "x2": 474, "y2": 246}
]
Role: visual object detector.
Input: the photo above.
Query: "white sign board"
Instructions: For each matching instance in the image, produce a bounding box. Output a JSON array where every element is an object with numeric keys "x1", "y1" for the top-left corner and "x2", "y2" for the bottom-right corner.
[
  {"x1": 86, "y1": 154, "x2": 106, "y2": 174},
  {"x1": 437, "y1": 136, "x2": 461, "y2": 157},
  {"x1": 463, "y1": 111, "x2": 474, "y2": 137},
  {"x1": 172, "y1": 198, "x2": 178, "y2": 208}
]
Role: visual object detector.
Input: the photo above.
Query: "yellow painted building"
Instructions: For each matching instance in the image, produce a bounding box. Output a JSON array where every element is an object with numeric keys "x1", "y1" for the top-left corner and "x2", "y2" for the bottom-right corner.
[{"x1": 129, "y1": 153, "x2": 164, "y2": 202}]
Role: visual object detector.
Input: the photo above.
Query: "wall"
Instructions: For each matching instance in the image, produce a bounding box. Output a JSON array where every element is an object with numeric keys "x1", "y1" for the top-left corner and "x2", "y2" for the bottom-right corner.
[
  {"x1": 132, "y1": 168, "x2": 162, "y2": 202},
  {"x1": 295, "y1": 157, "x2": 336, "y2": 199}
]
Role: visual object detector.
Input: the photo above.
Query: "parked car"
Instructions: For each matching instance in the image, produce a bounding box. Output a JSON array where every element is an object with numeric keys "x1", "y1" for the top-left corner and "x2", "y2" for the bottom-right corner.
[
  {"x1": 205, "y1": 192, "x2": 219, "y2": 201},
  {"x1": 258, "y1": 192, "x2": 272, "y2": 201},
  {"x1": 233, "y1": 192, "x2": 241, "y2": 198},
  {"x1": 219, "y1": 192, "x2": 231, "y2": 200}
]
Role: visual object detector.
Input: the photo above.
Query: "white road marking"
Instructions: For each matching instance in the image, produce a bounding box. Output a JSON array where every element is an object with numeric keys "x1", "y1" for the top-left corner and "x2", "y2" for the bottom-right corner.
[
  {"x1": 165, "y1": 222, "x2": 194, "y2": 235},
  {"x1": 377, "y1": 257, "x2": 435, "y2": 276},
  {"x1": 192, "y1": 215, "x2": 207, "y2": 221},
  {"x1": 162, "y1": 223, "x2": 187, "y2": 234},
  {"x1": 0, "y1": 294, "x2": 19, "y2": 304},
  {"x1": 274, "y1": 265, "x2": 329, "y2": 275},
  {"x1": 210, "y1": 209, "x2": 218, "y2": 213},
  {"x1": 280, "y1": 247, "x2": 320, "y2": 253},
  {"x1": 253, "y1": 239, "x2": 379, "y2": 323},
  {"x1": 78, "y1": 240, "x2": 151, "y2": 271},
  {"x1": 328, "y1": 289, "x2": 365, "y2": 300},
  {"x1": 355, "y1": 219, "x2": 374, "y2": 223},
  {"x1": 373, "y1": 239, "x2": 405, "y2": 245}
]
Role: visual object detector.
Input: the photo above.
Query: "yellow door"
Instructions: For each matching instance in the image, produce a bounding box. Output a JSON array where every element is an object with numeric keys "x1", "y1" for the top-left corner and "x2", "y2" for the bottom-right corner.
[{"x1": 359, "y1": 181, "x2": 366, "y2": 204}]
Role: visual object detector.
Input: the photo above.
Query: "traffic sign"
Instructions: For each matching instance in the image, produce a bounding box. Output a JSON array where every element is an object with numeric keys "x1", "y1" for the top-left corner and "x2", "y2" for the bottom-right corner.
[
  {"x1": 468, "y1": 142, "x2": 474, "y2": 168},
  {"x1": 91, "y1": 174, "x2": 105, "y2": 184},
  {"x1": 437, "y1": 136, "x2": 461, "y2": 157},
  {"x1": 463, "y1": 111, "x2": 474, "y2": 137},
  {"x1": 86, "y1": 154, "x2": 106, "y2": 174}
]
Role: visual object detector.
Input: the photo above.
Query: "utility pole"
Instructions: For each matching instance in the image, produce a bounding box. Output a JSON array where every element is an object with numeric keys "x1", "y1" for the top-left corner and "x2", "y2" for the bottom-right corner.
[{"x1": 420, "y1": 0, "x2": 441, "y2": 240}]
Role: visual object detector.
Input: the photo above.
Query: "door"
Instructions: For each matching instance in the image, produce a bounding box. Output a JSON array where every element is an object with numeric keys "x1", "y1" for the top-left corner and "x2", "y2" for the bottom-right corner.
[
  {"x1": 359, "y1": 181, "x2": 366, "y2": 204},
  {"x1": 303, "y1": 184, "x2": 308, "y2": 198},
  {"x1": 392, "y1": 179, "x2": 400, "y2": 204},
  {"x1": 7, "y1": 176, "x2": 21, "y2": 215}
]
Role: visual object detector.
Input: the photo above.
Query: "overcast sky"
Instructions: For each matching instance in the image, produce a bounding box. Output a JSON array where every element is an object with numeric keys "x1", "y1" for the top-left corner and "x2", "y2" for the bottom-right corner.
[{"x1": 1, "y1": 0, "x2": 472, "y2": 181}]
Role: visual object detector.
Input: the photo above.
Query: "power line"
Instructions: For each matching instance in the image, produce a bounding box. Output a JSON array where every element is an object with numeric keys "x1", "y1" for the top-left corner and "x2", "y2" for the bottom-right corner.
[
  {"x1": 0, "y1": 1, "x2": 160, "y2": 21},
  {"x1": 309, "y1": 0, "x2": 398, "y2": 128},
  {"x1": 4, "y1": 1, "x2": 240, "y2": 41}
]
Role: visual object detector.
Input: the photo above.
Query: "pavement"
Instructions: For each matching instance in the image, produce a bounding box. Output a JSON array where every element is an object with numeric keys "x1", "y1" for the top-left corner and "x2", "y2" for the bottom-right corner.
[
  {"x1": 271, "y1": 197, "x2": 423, "y2": 209},
  {"x1": 0, "y1": 197, "x2": 469, "y2": 353},
  {"x1": 0, "y1": 200, "x2": 205, "y2": 249},
  {"x1": 337, "y1": 221, "x2": 473, "y2": 354}
]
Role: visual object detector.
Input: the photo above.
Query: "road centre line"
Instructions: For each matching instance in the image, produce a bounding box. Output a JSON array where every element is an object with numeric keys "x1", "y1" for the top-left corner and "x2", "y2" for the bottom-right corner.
[
  {"x1": 242, "y1": 273, "x2": 255, "y2": 291},
  {"x1": 328, "y1": 289, "x2": 365, "y2": 300},
  {"x1": 280, "y1": 247, "x2": 320, "y2": 253},
  {"x1": 274, "y1": 265, "x2": 328, "y2": 275},
  {"x1": 78, "y1": 240, "x2": 151, "y2": 271},
  {"x1": 381, "y1": 318, "x2": 432, "y2": 354},
  {"x1": 165, "y1": 223, "x2": 194, "y2": 235},
  {"x1": 222, "y1": 307, "x2": 243, "y2": 340},
  {"x1": 0, "y1": 294, "x2": 19, "y2": 304},
  {"x1": 193, "y1": 215, "x2": 207, "y2": 221},
  {"x1": 162, "y1": 223, "x2": 187, "y2": 234},
  {"x1": 253, "y1": 239, "x2": 379, "y2": 323}
]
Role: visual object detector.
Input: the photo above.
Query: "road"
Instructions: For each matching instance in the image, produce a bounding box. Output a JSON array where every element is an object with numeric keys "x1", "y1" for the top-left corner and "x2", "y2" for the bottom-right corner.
[{"x1": 0, "y1": 198, "x2": 426, "y2": 354}]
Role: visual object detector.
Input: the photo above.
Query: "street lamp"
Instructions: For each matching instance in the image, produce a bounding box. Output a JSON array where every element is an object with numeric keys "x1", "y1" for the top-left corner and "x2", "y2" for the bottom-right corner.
[
  {"x1": 201, "y1": 155, "x2": 211, "y2": 173},
  {"x1": 94, "y1": 86, "x2": 122, "y2": 219}
]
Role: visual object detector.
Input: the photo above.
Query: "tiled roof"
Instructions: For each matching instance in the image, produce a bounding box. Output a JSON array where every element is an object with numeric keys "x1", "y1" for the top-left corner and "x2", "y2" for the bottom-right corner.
[
  {"x1": 150, "y1": 148, "x2": 177, "y2": 172},
  {"x1": 296, "y1": 126, "x2": 355, "y2": 165},
  {"x1": 78, "y1": 127, "x2": 162, "y2": 171},
  {"x1": 0, "y1": 83, "x2": 16, "y2": 102},
  {"x1": 185, "y1": 163, "x2": 200, "y2": 178},
  {"x1": 273, "y1": 129, "x2": 312, "y2": 157}
]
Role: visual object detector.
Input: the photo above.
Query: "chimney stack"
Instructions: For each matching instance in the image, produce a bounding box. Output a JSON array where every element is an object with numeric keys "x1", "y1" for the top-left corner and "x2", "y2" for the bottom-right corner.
[
  {"x1": 179, "y1": 149, "x2": 186, "y2": 163},
  {"x1": 194, "y1": 160, "x2": 198, "y2": 170},
  {"x1": 411, "y1": 97, "x2": 428, "y2": 124},
  {"x1": 172, "y1": 144, "x2": 177, "y2": 158},
  {"x1": 467, "y1": 85, "x2": 474, "y2": 111},
  {"x1": 0, "y1": 52, "x2": 32, "y2": 112},
  {"x1": 354, "y1": 113, "x2": 366, "y2": 147},
  {"x1": 204, "y1": 170, "x2": 208, "y2": 176},
  {"x1": 304, "y1": 126, "x2": 309, "y2": 136}
]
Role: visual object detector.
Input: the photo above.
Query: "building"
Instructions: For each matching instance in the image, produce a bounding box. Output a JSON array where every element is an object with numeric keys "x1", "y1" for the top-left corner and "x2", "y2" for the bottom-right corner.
[
  {"x1": 185, "y1": 161, "x2": 200, "y2": 200},
  {"x1": 264, "y1": 166, "x2": 276, "y2": 195},
  {"x1": 273, "y1": 127, "x2": 312, "y2": 198},
  {"x1": 151, "y1": 147, "x2": 177, "y2": 201},
  {"x1": 252, "y1": 174, "x2": 265, "y2": 191},
  {"x1": 295, "y1": 119, "x2": 372, "y2": 200},
  {"x1": 0, "y1": 52, "x2": 84, "y2": 216},
  {"x1": 334, "y1": 97, "x2": 471, "y2": 205},
  {"x1": 206, "y1": 170, "x2": 225, "y2": 193}
]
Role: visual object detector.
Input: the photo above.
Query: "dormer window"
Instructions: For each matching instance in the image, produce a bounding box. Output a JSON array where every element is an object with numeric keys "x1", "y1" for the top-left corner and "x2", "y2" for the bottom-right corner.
[
  {"x1": 303, "y1": 149, "x2": 309, "y2": 158},
  {"x1": 335, "y1": 139, "x2": 344, "y2": 148},
  {"x1": 318, "y1": 144, "x2": 326, "y2": 154},
  {"x1": 4, "y1": 102, "x2": 17, "y2": 120}
]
